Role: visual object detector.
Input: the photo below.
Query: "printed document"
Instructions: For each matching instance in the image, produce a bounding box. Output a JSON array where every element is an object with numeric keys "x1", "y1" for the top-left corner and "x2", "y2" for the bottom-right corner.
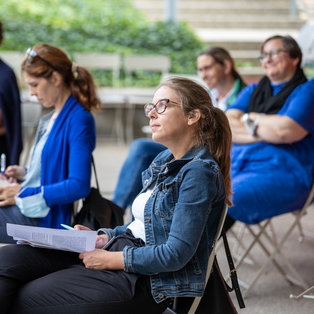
[{"x1": 7, "y1": 223, "x2": 97, "y2": 253}]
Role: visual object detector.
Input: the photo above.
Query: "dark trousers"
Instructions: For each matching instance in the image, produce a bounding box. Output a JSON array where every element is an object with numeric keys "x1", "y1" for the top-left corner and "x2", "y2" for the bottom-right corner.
[
  {"x1": 0, "y1": 233, "x2": 169, "y2": 314},
  {"x1": 0, "y1": 135, "x2": 8, "y2": 160}
]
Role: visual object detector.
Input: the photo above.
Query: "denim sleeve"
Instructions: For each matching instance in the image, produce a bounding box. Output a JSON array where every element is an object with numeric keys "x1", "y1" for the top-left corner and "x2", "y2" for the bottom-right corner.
[
  {"x1": 123, "y1": 162, "x2": 223, "y2": 275},
  {"x1": 97, "y1": 223, "x2": 129, "y2": 240}
]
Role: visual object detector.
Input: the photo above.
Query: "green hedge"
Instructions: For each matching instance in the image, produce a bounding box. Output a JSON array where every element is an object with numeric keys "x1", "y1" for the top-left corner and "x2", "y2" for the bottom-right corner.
[{"x1": 0, "y1": 0, "x2": 205, "y2": 86}]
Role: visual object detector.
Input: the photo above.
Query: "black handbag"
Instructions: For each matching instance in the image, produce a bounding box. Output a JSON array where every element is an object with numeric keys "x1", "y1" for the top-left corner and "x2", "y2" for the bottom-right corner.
[
  {"x1": 196, "y1": 229, "x2": 245, "y2": 313},
  {"x1": 73, "y1": 156, "x2": 124, "y2": 230}
]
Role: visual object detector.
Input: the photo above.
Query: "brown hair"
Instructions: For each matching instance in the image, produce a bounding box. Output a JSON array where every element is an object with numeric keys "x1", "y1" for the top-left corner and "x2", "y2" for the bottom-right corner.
[
  {"x1": 198, "y1": 46, "x2": 242, "y2": 81},
  {"x1": 261, "y1": 35, "x2": 303, "y2": 68},
  {"x1": 21, "y1": 44, "x2": 101, "y2": 111},
  {"x1": 158, "y1": 77, "x2": 232, "y2": 206}
]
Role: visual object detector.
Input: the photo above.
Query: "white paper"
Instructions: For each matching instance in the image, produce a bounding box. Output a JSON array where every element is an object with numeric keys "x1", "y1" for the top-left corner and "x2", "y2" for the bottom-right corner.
[{"x1": 6, "y1": 223, "x2": 97, "y2": 253}]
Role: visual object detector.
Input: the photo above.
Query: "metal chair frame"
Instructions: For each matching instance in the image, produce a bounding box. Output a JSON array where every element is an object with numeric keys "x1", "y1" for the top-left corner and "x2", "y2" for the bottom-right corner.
[{"x1": 230, "y1": 182, "x2": 314, "y2": 297}]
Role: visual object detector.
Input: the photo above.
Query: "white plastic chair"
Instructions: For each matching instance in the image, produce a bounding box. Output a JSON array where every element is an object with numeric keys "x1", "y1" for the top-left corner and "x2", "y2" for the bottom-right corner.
[
  {"x1": 74, "y1": 53, "x2": 121, "y2": 87},
  {"x1": 124, "y1": 54, "x2": 171, "y2": 86}
]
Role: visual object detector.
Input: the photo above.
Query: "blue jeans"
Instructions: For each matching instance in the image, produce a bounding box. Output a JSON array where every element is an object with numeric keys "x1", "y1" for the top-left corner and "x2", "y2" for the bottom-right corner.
[
  {"x1": 112, "y1": 138, "x2": 166, "y2": 212},
  {"x1": 0, "y1": 205, "x2": 40, "y2": 243}
]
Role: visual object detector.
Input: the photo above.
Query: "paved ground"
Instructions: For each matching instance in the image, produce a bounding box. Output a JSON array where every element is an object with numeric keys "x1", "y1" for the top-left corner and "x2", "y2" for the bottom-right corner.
[{"x1": 94, "y1": 139, "x2": 314, "y2": 314}]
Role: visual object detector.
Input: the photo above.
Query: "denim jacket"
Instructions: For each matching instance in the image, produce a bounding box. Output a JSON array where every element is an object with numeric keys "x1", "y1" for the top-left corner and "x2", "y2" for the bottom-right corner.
[{"x1": 100, "y1": 145, "x2": 225, "y2": 303}]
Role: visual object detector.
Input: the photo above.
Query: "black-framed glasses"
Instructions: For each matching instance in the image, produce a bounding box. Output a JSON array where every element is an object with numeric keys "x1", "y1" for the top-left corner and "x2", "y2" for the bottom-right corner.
[
  {"x1": 258, "y1": 49, "x2": 287, "y2": 62},
  {"x1": 144, "y1": 98, "x2": 180, "y2": 117},
  {"x1": 26, "y1": 48, "x2": 58, "y2": 71}
]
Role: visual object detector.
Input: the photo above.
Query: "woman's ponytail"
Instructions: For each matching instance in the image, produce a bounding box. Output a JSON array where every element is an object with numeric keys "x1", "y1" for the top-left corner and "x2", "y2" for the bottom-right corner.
[
  {"x1": 71, "y1": 66, "x2": 101, "y2": 112},
  {"x1": 210, "y1": 108, "x2": 232, "y2": 206}
]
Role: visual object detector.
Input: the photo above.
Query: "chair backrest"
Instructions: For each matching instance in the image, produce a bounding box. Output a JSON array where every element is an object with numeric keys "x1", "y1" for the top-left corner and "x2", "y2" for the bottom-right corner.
[
  {"x1": 74, "y1": 53, "x2": 121, "y2": 87},
  {"x1": 124, "y1": 54, "x2": 171, "y2": 75},
  {"x1": 187, "y1": 204, "x2": 228, "y2": 314}
]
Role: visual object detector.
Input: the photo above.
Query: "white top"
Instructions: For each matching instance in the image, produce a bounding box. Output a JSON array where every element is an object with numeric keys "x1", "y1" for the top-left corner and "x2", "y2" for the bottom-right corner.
[
  {"x1": 211, "y1": 87, "x2": 233, "y2": 112},
  {"x1": 128, "y1": 184, "x2": 155, "y2": 243}
]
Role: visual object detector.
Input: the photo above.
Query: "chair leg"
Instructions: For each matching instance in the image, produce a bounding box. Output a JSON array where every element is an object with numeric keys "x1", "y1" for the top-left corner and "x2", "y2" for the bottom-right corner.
[
  {"x1": 290, "y1": 286, "x2": 314, "y2": 300},
  {"x1": 243, "y1": 217, "x2": 308, "y2": 297},
  {"x1": 246, "y1": 225, "x2": 291, "y2": 281},
  {"x1": 229, "y1": 224, "x2": 258, "y2": 266},
  {"x1": 224, "y1": 221, "x2": 271, "y2": 284}
]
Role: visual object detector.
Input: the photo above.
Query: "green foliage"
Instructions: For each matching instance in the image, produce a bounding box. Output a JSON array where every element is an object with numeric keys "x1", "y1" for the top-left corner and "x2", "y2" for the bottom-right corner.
[{"x1": 0, "y1": 0, "x2": 204, "y2": 86}]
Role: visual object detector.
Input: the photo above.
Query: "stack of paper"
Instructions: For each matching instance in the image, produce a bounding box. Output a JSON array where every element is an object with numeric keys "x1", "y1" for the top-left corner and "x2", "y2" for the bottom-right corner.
[{"x1": 7, "y1": 223, "x2": 97, "y2": 253}]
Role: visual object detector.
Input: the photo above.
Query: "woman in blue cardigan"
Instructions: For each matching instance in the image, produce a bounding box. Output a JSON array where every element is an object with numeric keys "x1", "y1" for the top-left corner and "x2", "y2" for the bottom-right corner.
[{"x1": 0, "y1": 44, "x2": 100, "y2": 242}]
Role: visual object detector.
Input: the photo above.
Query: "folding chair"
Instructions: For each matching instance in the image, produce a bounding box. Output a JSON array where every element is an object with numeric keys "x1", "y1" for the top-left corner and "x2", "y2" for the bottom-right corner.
[
  {"x1": 231, "y1": 181, "x2": 314, "y2": 297},
  {"x1": 124, "y1": 54, "x2": 171, "y2": 86},
  {"x1": 164, "y1": 204, "x2": 244, "y2": 314},
  {"x1": 74, "y1": 53, "x2": 121, "y2": 87}
]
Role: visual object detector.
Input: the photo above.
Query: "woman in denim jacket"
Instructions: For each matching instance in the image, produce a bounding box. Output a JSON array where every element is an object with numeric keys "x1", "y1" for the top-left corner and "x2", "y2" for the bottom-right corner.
[{"x1": 0, "y1": 78, "x2": 232, "y2": 313}]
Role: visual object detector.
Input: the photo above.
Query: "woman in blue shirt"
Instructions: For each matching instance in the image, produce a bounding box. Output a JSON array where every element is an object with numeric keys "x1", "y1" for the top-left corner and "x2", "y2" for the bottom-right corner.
[
  {"x1": 0, "y1": 77, "x2": 232, "y2": 313},
  {"x1": 0, "y1": 44, "x2": 99, "y2": 242},
  {"x1": 226, "y1": 35, "x2": 314, "y2": 225}
]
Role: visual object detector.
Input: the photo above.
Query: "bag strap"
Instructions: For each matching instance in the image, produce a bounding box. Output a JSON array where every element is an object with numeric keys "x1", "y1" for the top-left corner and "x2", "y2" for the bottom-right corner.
[
  {"x1": 222, "y1": 228, "x2": 245, "y2": 309},
  {"x1": 91, "y1": 155, "x2": 100, "y2": 191}
]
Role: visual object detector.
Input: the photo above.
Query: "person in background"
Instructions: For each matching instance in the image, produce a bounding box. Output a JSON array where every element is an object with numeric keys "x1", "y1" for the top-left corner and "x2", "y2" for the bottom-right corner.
[
  {"x1": 0, "y1": 21, "x2": 23, "y2": 165},
  {"x1": 225, "y1": 35, "x2": 314, "y2": 228},
  {"x1": 112, "y1": 47, "x2": 246, "y2": 213},
  {"x1": 0, "y1": 77, "x2": 232, "y2": 313},
  {"x1": 0, "y1": 44, "x2": 100, "y2": 243}
]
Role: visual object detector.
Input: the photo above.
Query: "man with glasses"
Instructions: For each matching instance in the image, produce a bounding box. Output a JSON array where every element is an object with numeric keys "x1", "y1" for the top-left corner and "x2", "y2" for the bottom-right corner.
[{"x1": 224, "y1": 35, "x2": 314, "y2": 228}]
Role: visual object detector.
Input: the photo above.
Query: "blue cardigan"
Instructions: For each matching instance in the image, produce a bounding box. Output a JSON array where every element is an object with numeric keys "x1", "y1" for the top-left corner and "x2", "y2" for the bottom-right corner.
[{"x1": 20, "y1": 95, "x2": 96, "y2": 228}]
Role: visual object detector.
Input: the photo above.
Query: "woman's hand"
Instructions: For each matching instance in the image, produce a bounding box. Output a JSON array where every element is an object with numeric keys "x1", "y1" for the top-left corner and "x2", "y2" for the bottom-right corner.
[
  {"x1": 79, "y1": 250, "x2": 124, "y2": 270},
  {"x1": 73, "y1": 224, "x2": 92, "y2": 231},
  {"x1": 73, "y1": 225, "x2": 109, "y2": 249},
  {"x1": 5, "y1": 166, "x2": 26, "y2": 182},
  {"x1": 0, "y1": 183, "x2": 21, "y2": 206}
]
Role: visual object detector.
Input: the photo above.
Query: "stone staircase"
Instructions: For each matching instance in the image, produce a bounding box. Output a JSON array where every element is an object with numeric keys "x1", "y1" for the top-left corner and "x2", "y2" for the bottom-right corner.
[{"x1": 132, "y1": 0, "x2": 307, "y2": 81}]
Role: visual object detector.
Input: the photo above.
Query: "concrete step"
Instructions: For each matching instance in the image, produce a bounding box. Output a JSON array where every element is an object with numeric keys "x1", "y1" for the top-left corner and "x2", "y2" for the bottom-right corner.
[
  {"x1": 135, "y1": 3, "x2": 291, "y2": 14},
  {"x1": 196, "y1": 28, "x2": 299, "y2": 44},
  {"x1": 133, "y1": 0, "x2": 293, "y2": 8},
  {"x1": 131, "y1": 0, "x2": 304, "y2": 70},
  {"x1": 179, "y1": 15, "x2": 304, "y2": 29}
]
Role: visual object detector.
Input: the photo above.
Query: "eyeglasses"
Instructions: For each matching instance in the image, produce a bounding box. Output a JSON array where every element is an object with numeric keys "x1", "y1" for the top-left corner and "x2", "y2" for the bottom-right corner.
[
  {"x1": 26, "y1": 48, "x2": 58, "y2": 71},
  {"x1": 144, "y1": 98, "x2": 181, "y2": 117},
  {"x1": 197, "y1": 62, "x2": 217, "y2": 75},
  {"x1": 258, "y1": 49, "x2": 287, "y2": 62}
]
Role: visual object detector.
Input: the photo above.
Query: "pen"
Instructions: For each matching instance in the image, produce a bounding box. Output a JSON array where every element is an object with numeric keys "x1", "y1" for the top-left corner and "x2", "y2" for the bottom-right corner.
[
  {"x1": 60, "y1": 224, "x2": 75, "y2": 230},
  {"x1": 102, "y1": 236, "x2": 116, "y2": 250},
  {"x1": 1, "y1": 154, "x2": 6, "y2": 173}
]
